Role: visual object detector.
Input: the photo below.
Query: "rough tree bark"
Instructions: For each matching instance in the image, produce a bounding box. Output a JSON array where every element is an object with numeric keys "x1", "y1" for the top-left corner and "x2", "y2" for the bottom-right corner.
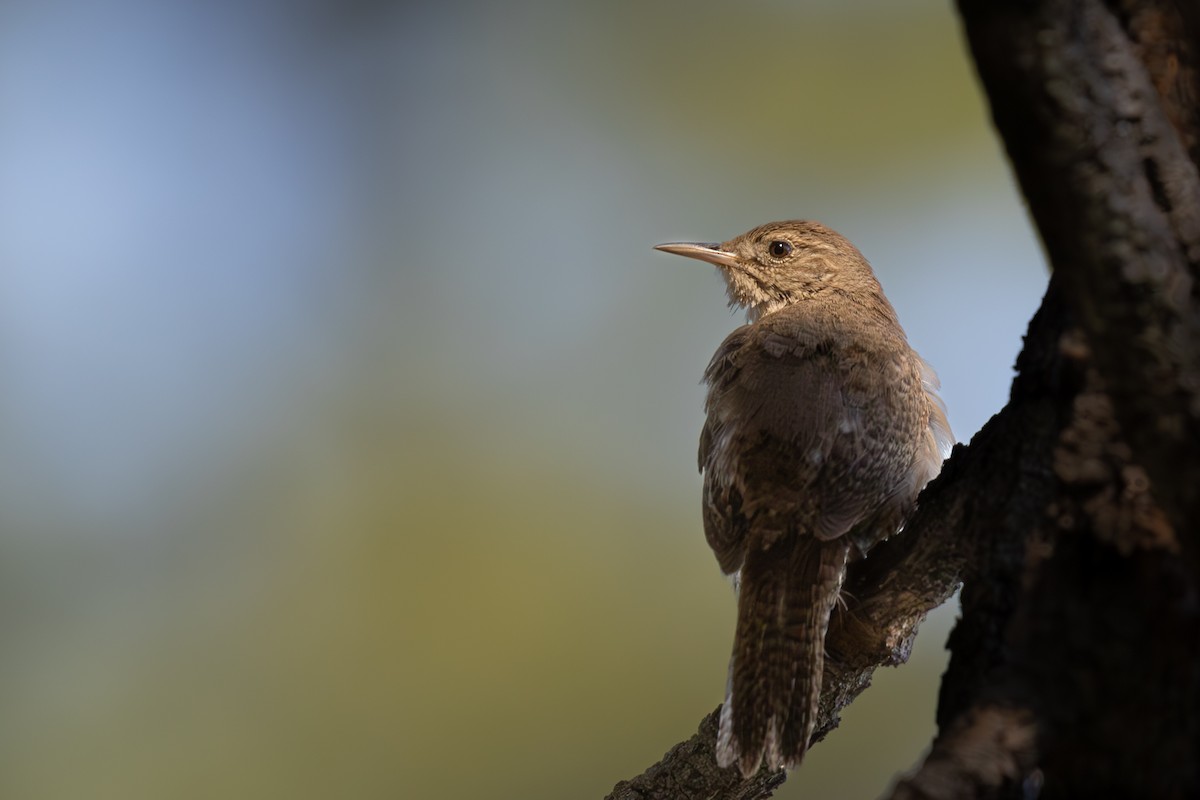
[{"x1": 608, "y1": 1, "x2": 1200, "y2": 798}]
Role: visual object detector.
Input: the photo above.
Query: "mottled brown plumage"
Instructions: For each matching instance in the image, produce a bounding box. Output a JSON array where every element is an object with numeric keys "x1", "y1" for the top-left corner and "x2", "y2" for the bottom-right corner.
[{"x1": 656, "y1": 221, "x2": 952, "y2": 776}]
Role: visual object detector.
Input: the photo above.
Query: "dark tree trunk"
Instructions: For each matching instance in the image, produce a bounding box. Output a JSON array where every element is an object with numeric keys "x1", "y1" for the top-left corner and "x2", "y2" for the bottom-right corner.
[{"x1": 608, "y1": 2, "x2": 1200, "y2": 797}]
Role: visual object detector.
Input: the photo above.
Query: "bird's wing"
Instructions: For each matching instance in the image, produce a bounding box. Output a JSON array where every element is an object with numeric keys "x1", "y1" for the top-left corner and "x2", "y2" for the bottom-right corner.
[
  {"x1": 699, "y1": 326, "x2": 862, "y2": 570},
  {"x1": 699, "y1": 327, "x2": 755, "y2": 574}
]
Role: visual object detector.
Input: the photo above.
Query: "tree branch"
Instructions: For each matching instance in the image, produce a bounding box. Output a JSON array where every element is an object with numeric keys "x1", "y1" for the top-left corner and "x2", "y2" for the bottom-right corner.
[
  {"x1": 888, "y1": 705, "x2": 1039, "y2": 800},
  {"x1": 958, "y1": 0, "x2": 1200, "y2": 566},
  {"x1": 604, "y1": 446, "x2": 969, "y2": 799}
]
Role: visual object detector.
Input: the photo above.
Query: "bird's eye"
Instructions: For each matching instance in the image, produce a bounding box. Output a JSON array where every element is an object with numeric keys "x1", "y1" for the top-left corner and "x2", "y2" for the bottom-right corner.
[{"x1": 768, "y1": 240, "x2": 793, "y2": 258}]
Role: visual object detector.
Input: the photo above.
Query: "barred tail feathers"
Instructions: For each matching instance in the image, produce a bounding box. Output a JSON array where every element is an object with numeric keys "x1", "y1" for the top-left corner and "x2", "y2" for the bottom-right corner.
[{"x1": 716, "y1": 536, "x2": 850, "y2": 776}]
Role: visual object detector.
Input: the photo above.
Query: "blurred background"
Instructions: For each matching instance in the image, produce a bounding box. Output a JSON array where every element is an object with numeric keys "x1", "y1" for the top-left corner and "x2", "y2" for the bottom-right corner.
[{"x1": 0, "y1": 0, "x2": 1048, "y2": 797}]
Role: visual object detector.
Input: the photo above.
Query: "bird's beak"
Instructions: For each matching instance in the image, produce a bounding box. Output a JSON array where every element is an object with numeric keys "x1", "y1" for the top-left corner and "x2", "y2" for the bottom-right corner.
[{"x1": 654, "y1": 242, "x2": 740, "y2": 269}]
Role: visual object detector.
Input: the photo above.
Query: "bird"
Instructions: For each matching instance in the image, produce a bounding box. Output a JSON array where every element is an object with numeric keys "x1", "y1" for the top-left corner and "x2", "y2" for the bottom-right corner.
[{"x1": 655, "y1": 220, "x2": 952, "y2": 777}]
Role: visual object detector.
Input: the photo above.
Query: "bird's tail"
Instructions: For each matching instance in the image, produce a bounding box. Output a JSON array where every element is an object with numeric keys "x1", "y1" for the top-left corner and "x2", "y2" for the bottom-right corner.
[{"x1": 716, "y1": 536, "x2": 850, "y2": 777}]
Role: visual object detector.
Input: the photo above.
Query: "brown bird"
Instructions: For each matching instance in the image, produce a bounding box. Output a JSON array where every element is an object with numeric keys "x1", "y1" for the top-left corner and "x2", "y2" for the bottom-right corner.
[{"x1": 656, "y1": 221, "x2": 952, "y2": 776}]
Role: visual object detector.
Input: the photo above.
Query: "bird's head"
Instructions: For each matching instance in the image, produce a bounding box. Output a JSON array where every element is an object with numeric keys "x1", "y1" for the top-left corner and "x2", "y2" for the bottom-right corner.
[{"x1": 656, "y1": 220, "x2": 888, "y2": 321}]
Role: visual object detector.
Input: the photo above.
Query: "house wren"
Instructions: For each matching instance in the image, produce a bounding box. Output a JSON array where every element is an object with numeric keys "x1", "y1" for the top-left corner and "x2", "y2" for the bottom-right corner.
[{"x1": 656, "y1": 221, "x2": 952, "y2": 776}]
